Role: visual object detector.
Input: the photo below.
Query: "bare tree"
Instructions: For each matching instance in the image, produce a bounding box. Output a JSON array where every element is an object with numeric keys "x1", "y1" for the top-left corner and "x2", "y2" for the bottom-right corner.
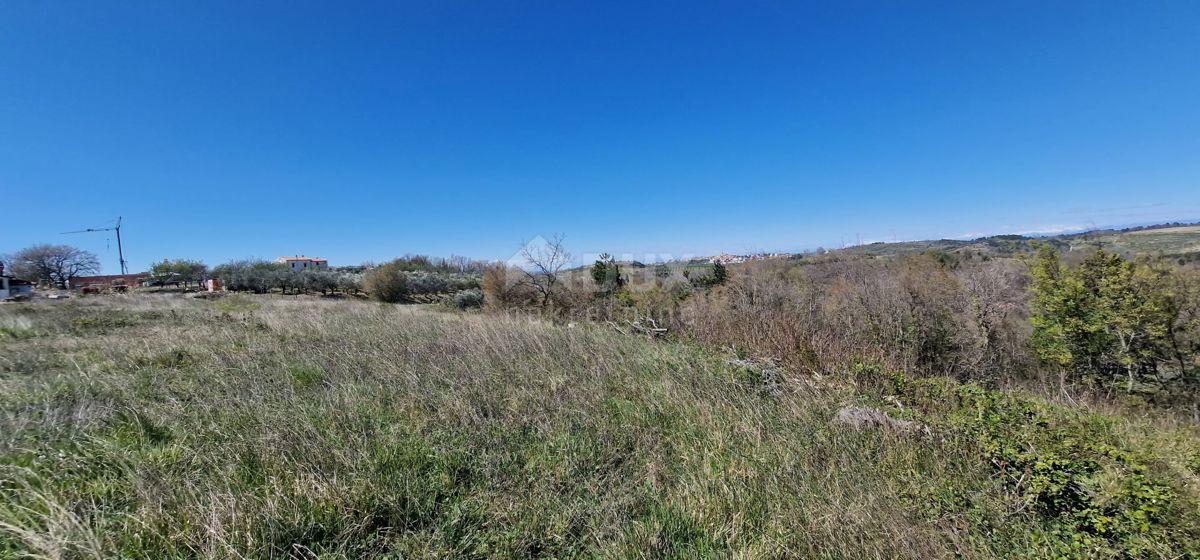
[
  {"x1": 8, "y1": 244, "x2": 101, "y2": 288},
  {"x1": 520, "y1": 234, "x2": 572, "y2": 307}
]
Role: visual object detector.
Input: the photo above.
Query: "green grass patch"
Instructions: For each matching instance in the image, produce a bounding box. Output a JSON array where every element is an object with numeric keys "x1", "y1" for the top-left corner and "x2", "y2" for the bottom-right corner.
[
  {"x1": 69, "y1": 313, "x2": 140, "y2": 334},
  {"x1": 289, "y1": 363, "x2": 326, "y2": 388},
  {"x1": 0, "y1": 326, "x2": 39, "y2": 340}
]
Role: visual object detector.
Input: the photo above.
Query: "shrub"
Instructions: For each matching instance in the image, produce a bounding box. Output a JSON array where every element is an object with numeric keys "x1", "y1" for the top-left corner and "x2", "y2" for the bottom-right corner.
[
  {"x1": 481, "y1": 262, "x2": 537, "y2": 310},
  {"x1": 678, "y1": 256, "x2": 1031, "y2": 380},
  {"x1": 450, "y1": 288, "x2": 484, "y2": 309},
  {"x1": 690, "y1": 262, "x2": 729, "y2": 288},
  {"x1": 870, "y1": 371, "x2": 1200, "y2": 557},
  {"x1": 591, "y1": 253, "x2": 625, "y2": 294},
  {"x1": 711, "y1": 262, "x2": 728, "y2": 285},
  {"x1": 396, "y1": 271, "x2": 476, "y2": 296},
  {"x1": 363, "y1": 262, "x2": 409, "y2": 303}
]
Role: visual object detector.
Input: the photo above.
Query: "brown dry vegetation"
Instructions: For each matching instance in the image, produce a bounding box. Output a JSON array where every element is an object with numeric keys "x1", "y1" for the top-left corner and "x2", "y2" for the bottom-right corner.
[
  {"x1": 677, "y1": 257, "x2": 1033, "y2": 381},
  {"x1": 545, "y1": 252, "x2": 1199, "y2": 407}
]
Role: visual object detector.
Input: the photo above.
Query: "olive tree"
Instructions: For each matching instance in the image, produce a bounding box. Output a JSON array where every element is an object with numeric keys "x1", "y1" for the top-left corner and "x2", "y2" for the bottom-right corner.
[{"x1": 150, "y1": 259, "x2": 209, "y2": 287}]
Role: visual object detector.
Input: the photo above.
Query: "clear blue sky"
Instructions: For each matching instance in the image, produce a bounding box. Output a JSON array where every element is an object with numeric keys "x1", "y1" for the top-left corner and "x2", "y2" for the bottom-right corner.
[{"x1": 2, "y1": 1, "x2": 1198, "y2": 272}]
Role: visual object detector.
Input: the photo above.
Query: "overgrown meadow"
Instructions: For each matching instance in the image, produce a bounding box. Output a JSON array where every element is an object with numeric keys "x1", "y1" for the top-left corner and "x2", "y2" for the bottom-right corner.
[{"x1": 1, "y1": 294, "x2": 1198, "y2": 558}]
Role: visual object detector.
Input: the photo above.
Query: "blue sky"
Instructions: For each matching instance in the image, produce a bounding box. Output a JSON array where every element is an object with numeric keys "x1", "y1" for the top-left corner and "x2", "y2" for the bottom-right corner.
[{"x1": 2, "y1": 1, "x2": 1198, "y2": 272}]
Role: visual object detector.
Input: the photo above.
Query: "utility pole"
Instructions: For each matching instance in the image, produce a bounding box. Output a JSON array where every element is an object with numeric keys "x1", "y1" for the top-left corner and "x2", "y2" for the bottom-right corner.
[{"x1": 62, "y1": 216, "x2": 128, "y2": 274}]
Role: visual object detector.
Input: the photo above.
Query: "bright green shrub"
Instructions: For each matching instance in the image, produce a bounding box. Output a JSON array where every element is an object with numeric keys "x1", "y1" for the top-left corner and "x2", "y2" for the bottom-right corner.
[{"x1": 868, "y1": 369, "x2": 1200, "y2": 557}]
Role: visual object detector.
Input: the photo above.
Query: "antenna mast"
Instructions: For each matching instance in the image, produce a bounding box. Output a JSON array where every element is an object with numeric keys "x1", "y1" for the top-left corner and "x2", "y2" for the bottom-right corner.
[{"x1": 62, "y1": 216, "x2": 128, "y2": 274}]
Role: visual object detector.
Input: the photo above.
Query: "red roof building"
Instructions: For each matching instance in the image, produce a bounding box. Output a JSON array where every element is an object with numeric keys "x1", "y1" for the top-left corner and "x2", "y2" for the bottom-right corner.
[{"x1": 277, "y1": 256, "x2": 329, "y2": 270}]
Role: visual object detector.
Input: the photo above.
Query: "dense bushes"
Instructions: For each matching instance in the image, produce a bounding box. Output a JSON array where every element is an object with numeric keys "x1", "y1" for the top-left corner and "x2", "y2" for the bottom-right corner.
[
  {"x1": 691, "y1": 261, "x2": 728, "y2": 288},
  {"x1": 550, "y1": 247, "x2": 1199, "y2": 399},
  {"x1": 450, "y1": 288, "x2": 484, "y2": 309},
  {"x1": 481, "y1": 263, "x2": 540, "y2": 310},
  {"x1": 674, "y1": 256, "x2": 1032, "y2": 381},
  {"x1": 476, "y1": 242, "x2": 1199, "y2": 405},
  {"x1": 363, "y1": 259, "x2": 481, "y2": 303},
  {"x1": 480, "y1": 251, "x2": 1034, "y2": 381},
  {"x1": 868, "y1": 369, "x2": 1200, "y2": 558},
  {"x1": 384, "y1": 254, "x2": 487, "y2": 274}
]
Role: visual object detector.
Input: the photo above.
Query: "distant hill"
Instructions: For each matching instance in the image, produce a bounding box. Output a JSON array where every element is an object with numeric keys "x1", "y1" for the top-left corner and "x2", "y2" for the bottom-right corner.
[
  {"x1": 822, "y1": 222, "x2": 1200, "y2": 263},
  {"x1": 564, "y1": 222, "x2": 1200, "y2": 278}
]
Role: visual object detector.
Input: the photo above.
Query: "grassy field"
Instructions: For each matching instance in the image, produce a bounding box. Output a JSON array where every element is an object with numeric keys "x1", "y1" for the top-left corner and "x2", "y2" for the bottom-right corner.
[
  {"x1": 2, "y1": 294, "x2": 1199, "y2": 558},
  {"x1": 1086, "y1": 225, "x2": 1200, "y2": 256},
  {"x1": 1129, "y1": 225, "x2": 1200, "y2": 235}
]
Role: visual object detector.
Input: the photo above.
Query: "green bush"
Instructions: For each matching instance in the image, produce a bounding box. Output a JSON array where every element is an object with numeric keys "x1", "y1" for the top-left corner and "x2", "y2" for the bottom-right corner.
[
  {"x1": 689, "y1": 262, "x2": 728, "y2": 288},
  {"x1": 591, "y1": 253, "x2": 625, "y2": 294},
  {"x1": 1029, "y1": 246, "x2": 1191, "y2": 389},
  {"x1": 867, "y1": 369, "x2": 1200, "y2": 557}
]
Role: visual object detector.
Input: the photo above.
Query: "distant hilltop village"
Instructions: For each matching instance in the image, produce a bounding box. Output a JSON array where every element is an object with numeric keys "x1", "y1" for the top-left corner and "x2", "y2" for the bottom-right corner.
[{"x1": 699, "y1": 252, "x2": 790, "y2": 265}]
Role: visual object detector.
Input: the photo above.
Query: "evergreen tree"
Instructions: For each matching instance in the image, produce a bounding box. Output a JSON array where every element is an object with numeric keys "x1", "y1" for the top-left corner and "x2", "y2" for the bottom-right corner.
[
  {"x1": 591, "y1": 253, "x2": 624, "y2": 294},
  {"x1": 711, "y1": 261, "x2": 728, "y2": 286}
]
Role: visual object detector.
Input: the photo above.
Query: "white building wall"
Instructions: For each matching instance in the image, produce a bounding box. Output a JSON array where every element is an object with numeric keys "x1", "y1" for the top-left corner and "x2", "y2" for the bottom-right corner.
[{"x1": 282, "y1": 259, "x2": 328, "y2": 270}]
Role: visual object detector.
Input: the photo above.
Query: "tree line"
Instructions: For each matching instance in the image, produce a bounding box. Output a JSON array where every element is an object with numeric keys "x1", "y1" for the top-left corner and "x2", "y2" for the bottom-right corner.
[
  {"x1": 7, "y1": 239, "x2": 1199, "y2": 399},
  {"x1": 0, "y1": 242, "x2": 495, "y2": 300},
  {"x1": 210, "y1": 260, "x2": 362, "y2": 295}
]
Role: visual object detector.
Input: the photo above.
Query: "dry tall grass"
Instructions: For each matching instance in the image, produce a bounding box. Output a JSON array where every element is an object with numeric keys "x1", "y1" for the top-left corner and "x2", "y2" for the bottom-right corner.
[{"x1": 1, "y1": 294, "x2": 1196, "y2": 558}]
